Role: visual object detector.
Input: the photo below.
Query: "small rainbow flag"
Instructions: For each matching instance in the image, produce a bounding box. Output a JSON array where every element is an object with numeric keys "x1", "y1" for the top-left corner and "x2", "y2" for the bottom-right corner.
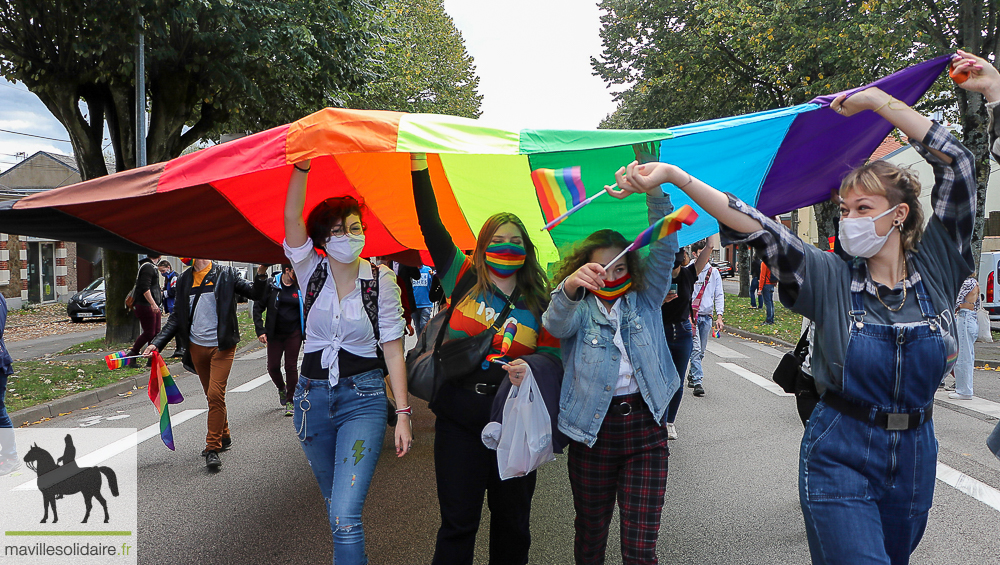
[
  {"x1": 148, "y1": 351, "x2": 184, "y2": 450},
  {"x1": 531, "y1": 167, "x2": 587, "y2": 229},
  {"x1": 485, "y1": 322, "x2": 519, "y2": 367},
  {"x1": 105, "y1": 350, "x2": 140, "y2": 370},
  {"x1": 604, "y1": 205, "x2": 699, "y2": 269}
]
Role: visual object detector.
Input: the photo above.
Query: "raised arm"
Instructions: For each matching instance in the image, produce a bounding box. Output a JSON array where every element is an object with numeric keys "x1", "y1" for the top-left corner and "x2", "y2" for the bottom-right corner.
[
  {"x1": 410, "y1": 154, "x2": 464, "y2": 291},
  {"x1": 693, "y1": 236, "x2": 714, "y2": 274},
  {"x1": 285, "y1": 159, "x2": 311, "y2": 249},
  {"x1": 949, "y1": 50, "x2": 1000, "y2": 161}
]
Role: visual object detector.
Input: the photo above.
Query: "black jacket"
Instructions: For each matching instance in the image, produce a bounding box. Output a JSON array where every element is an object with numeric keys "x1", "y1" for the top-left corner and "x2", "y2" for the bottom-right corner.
[
  {"x1": 133, "y1": 259, "x2": 163, "y2": 307},
  {"x1": 151, "y1": 264, "x2": 265, "y2": 371},
  {"x1": 252, "y1": 273, "x2": 303, "y2": 339}
]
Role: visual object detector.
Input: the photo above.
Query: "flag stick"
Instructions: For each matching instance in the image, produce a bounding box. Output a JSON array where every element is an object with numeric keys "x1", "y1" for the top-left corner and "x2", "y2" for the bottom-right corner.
[
  {"x1": 603, "y1": 245, "x2": 633, "y2": 271},
  {"x1": 540, "y1": 187, "x2": 613, "y2": 231}
]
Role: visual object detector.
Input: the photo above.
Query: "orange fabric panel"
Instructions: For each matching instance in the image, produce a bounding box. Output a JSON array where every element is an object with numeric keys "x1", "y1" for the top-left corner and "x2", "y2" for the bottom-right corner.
[
  {"x1": 15, "y1": 163, "x2": 165, "y2": 209},
  {"x1": 285, "y1": 108, "x2": 403, "y2": 162},
  {"x1": 427, "y1": 154, "x2": 477, "y2": 251}
]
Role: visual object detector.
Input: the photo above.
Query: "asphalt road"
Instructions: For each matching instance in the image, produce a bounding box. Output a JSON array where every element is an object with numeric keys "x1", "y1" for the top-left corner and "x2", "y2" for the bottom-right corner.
[{"x1": 9, "y1": 333, "x2": 1000, "y2": 564}]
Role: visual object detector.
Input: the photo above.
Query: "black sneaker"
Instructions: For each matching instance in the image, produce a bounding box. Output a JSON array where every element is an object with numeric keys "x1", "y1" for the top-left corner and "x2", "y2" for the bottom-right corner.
[
  {"x1": 204, "y1": 450, "x2": 221, "y2": 470},
  {"x1": 221, "y1": 437, "x2": 232, "y2": 451},
  {"x1": 687, "y1": 380, "x2": 695, "y2": 389},
  {"x1": 693, "y1": 384, "x2": 705, "y2": 397},
  {"x1": 277, "y1": 388, "x2": 286, "y2": 407}
]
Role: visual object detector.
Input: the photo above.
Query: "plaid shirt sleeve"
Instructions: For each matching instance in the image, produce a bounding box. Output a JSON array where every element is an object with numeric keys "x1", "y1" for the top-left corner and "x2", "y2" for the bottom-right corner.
[
  {"x1": 718, "y1": 195, "x2": 809, "y2": 293},
  {"x1": 909, "y1": 122, "x2": 976, "y2": 268}
]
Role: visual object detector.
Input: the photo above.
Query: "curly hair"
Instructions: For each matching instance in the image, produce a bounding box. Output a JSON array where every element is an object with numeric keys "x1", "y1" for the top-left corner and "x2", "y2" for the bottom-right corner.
[
  {"x1": 839, "y1": 160, "x2": 924, "y2": 252},
  {"x1": 553, "y1": 229, "x2": 646, "y2": 292},
  {"x1": 306, "y1": 196, "x2": 367, "y2": 251},
  {"x1": 470, "y1": 213, "x2": 550, "y2": 320}
]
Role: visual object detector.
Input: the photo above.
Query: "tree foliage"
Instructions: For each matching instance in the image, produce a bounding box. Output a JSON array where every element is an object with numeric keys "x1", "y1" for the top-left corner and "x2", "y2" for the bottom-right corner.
[{"x1": 356, "y1": 0, "x2": 483, "y2": 117}]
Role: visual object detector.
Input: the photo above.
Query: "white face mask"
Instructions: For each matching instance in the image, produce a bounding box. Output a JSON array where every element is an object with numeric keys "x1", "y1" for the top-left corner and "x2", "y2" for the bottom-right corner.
[
  {"x1": 325, "y1": 234, "x2": 365, "y2": 263},
  {"x1": 839, "y1": 205, "x2": 898, "y2": 258}
]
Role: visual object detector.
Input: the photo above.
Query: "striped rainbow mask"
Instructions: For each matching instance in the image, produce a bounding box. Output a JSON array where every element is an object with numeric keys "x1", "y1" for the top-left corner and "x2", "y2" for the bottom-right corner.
[
  {"x1": 484, "y1": 243, "x2": 526, "y2": 278},
  {"x1": 592, "y1": 273, "x2": 632, "y2": 302}
]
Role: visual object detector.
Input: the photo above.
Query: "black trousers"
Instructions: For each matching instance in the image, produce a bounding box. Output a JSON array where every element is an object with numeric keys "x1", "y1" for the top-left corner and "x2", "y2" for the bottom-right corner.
[{"x1": 431, "y1": 383, "x2": 537, "y2": 565}]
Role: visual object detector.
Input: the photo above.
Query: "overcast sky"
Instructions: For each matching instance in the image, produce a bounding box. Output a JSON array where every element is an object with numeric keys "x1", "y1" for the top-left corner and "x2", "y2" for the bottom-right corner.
[{"x1": 0, "y1": 1, "x2": 617, "y2": 173}]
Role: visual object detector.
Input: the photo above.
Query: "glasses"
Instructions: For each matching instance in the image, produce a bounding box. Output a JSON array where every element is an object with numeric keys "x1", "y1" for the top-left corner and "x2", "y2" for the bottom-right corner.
[{"x1": 330, "y1": 224, "x2": 364, "y2": 237}]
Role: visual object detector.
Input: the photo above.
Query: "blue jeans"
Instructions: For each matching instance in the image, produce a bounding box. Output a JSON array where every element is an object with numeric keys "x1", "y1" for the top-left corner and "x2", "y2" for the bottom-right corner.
[
  {"x1": 0, "y1": 371, "x2": 15, "y2": 458},
  {"x1": 412, "y1": 307, "x2": 432, "y2": 337},
  {"x1": 954, "y1": 309, "x2": 978, "y2": 397},
  {"x1": 293, "y1": 370, "x2": 387, "y2": 565},
  {"x1": 688, "y1": 315, "x2": 712, "y2": 385},
  {"x1": 749, "y1": 277, "x2": 760, "y2": 308},
  {"x1": 665, "y1": 320, "x2": 693, "y2": 423},
  {"x1": 762, "y1": 284, "x2": 775, "y2": 324}
]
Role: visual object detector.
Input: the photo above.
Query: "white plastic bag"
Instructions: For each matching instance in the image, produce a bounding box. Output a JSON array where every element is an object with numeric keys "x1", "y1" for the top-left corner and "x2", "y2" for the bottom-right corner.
[
  {"x1": 494, "y1": 368, "x2": 556, "y2": 480},
  {"x1": 977, "y1": 309, "x2": 993, "y2": 343}
]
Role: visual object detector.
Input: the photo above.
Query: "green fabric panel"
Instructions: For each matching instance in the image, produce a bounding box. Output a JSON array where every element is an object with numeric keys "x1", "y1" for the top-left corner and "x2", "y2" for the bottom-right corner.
[
  {"x1": 397, "y1": 114, "x2": 520, "y2": 154},
  {"x1": 519, "y1": 128, "x2": 673, "y2": 155},
  {"x1": 437, "y1": 154, "x2": 560, "y2": 265},
  {"x1": 528, "y1": 146, "x2": 650, "y2": 258}
]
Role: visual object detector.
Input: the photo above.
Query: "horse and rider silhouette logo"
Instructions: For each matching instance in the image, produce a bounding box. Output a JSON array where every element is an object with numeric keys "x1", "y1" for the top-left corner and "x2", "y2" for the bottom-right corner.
[{"x1": 21, "y1": 434, "x2": 119, "y2": 524}]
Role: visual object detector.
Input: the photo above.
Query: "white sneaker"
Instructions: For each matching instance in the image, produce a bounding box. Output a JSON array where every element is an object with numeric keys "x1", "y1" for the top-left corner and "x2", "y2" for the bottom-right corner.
[
  {"x1": 948, "y1": 392, "x2": 973, "y2": 400},
  {"x1": 666, "y1": 423, "x2": 678, "y2": 440}
]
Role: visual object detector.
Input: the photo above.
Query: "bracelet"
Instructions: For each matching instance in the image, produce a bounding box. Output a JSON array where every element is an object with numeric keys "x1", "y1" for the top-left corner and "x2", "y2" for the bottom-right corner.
[
  {"x1": 677, "y1": 172, "x2": 694, "y2": 189},
  {"x1": 873, "y1": 96, "x2": 905, "y2": 113},
  {"x1": 294, "y1": 164, "x2": 311, "y2": 173},
  {"x1": 395, "y1": 406, "x2": 412, "y2": 416}
]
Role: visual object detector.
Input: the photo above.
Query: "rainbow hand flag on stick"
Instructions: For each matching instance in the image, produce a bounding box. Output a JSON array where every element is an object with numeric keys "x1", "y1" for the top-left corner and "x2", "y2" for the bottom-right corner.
[
  {"x1": 603, "y1": 205, "x2": 699, "y2": 269},
  {"x1": 105, "y1": 350, "x2": 142, "y2": 370},
  {"x1": 531, "y1": 167, "x2": 599, "y2": 230},
  {"x1": 484, "y1": 321, "x2": 519, "y2": 368},
  {"x1": 148, "y1": 351, "x2": 184, "y2": 450}
]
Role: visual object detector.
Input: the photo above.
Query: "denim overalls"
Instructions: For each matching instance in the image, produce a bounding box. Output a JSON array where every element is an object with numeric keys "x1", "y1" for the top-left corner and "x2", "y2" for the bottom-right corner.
[{"x1": 799, "y1": 276, "x2": 956, "y2": 565}]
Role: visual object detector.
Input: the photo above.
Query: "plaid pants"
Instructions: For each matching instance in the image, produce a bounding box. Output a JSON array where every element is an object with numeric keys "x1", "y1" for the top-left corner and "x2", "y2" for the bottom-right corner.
[{"x1": 567, "y1": 393, "x2": 669, "y2": 565}]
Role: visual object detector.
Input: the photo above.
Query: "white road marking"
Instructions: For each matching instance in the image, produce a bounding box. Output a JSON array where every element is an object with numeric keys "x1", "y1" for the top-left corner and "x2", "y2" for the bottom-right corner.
[
  {"x1": 706, "y1": 342, "x2": 748, "y2": 359},
  {"x1": 742, "y1": 342, "x2": 787, "y2": 358},
  {"x1": 13, "y1": 409, "x2": 207, "y2": 491},
  {"x1": 231, "y1": 374, "x2": 271, "y2": 393},
  {"x1": 105, "y1": 415, "x2": 131, "y2": 421},
  {"x1": 937, "y1": 462, "x2": 1000, "y2": 513},
  {"x1": 717, "y1": 362, "x2": 792, "y2": 397},
  {"x1": 935, "y1": 390, "x2": 1000, "y2": 419}
]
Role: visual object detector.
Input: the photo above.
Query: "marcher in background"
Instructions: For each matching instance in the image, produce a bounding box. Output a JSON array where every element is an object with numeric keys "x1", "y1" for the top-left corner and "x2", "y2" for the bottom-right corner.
[
  {"x1": 252, "y1": 264, "x2": 304, "y2": 416},
  {"x1": 952, "y1": 275, "x2": 980, "y2": 400},
  {"x1": 688, "y1": 243, "x2": 724, "y2": 397},
  {"x1": 544, "y1": 166, "x2": 679, "y2": 565},
  {"x1": 158, "y1": 260, "x2": 178, "y2": 314},
  {"x1": 144, "y1": 260, "x2": 266, "y2": 470},
  {"x1": 760, "y1": 259, "x2": 775, "y2": 324},
  {"x1": 128, "y1": 254, "x2": 163, "y2": 363},
  {"x1": 749, "y1": 252, "x2": 762, "y2": 309},
  {"x1": 662, "y1": 237, "x2": 714, "y2": 440},
  {"x1": 0, "y1": 294, "x2": 17, "y2": 476},
  {"x1": 410, "y1": 152, "x2": 560, "y2": 565},
  {"x1": 411, "y1": 265, "x2": 434, "y2": 336},
  {"x1": 285, "y1": 159, "x2": 412, "y2": 565},
  {"x1": 621, "y1": 64, "x2": 980, "y2": 563}
]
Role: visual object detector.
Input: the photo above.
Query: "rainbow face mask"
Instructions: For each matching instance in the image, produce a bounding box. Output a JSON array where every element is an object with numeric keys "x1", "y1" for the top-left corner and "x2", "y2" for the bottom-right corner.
[
  {"x1": 180, "y1": 257, "x2": 194, "y2": 266},
  {"x1": 592, "y1": 273, "x2": 632, "y2": 302},
  {"x1": 484, "y1": 242, "x2": 526, "y2": 278}
]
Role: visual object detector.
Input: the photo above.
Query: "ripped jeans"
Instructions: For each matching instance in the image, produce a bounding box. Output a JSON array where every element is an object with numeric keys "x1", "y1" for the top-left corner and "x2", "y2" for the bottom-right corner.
[{"x1": 293, "y1": 370, "x2": 387, "y2": 565}]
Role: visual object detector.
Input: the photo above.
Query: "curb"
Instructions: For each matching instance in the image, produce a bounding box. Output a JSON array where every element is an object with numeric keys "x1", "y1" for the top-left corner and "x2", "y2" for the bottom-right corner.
[
  {"x1": 723, "y1": 325, "x2": 795, "y2": 349},
  {"x1": 10, "y1": 341, "x2": 265, "y2": 427}
]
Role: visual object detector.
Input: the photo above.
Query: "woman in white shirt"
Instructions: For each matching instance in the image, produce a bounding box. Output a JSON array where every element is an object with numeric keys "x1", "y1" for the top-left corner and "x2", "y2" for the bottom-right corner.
[{"x1": 284, "y1": 158, "x2": 412, "y2": 565}]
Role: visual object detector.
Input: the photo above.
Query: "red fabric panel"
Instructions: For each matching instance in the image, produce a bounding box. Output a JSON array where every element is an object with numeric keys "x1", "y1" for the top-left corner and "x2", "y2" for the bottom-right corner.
[
  {"x1": 55, "y1": 184, "x2": 287, "y2": 263},
  {"x1": 211, "y1": 155, "x2": 407, "y2": 259},
  {"x1": 159, "y1": 125, "x2": 289, "y2": 192},
  {"x1": 15, "y1": 163, "x2": 165, "y2": 209}
]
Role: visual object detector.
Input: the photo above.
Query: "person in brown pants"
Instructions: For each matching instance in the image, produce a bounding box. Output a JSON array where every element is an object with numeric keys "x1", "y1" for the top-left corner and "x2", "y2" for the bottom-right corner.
[{"x1": 144, "y1": 259, "x2": 266, "y2": 470}]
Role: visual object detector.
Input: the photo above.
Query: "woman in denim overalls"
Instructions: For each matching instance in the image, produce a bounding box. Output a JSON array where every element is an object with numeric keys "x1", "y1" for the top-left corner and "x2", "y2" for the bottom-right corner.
[{"x1": 619, "y1": 64, "x2": 986, "y2": 564}]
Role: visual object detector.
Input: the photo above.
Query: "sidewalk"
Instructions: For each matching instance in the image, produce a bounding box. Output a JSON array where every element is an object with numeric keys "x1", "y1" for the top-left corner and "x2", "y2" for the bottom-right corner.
[{"x1": 7, "y1": 328, "x2": 105, "y2": 361}]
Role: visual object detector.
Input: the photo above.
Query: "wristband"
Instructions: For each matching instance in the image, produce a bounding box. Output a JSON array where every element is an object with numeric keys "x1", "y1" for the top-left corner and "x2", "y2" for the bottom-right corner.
[
  {"x1": 395, "y1": 406, "x2": 412, "y2": 416},
  {"x1": 294, "y1": 164, "x2": 310, "y2": 173}
]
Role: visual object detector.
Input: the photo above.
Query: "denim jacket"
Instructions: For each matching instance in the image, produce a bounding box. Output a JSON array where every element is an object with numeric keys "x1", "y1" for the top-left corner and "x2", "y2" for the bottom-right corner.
[
  {"x1": 0, "y1": 295, "x2": 12, "y2": 376},
  {"x1": 543, "y1": 190, "x2": 680, "y2": 447}
]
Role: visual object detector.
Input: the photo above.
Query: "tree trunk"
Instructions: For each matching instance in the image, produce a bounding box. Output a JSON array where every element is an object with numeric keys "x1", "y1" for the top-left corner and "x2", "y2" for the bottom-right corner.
[
  {"x1": 103, "y1": 250, "x2": 140, "y2": 345},
  {"x1": 737, "y1": 244, "x2": 750, "y2": 297},
  {"x1": 813, "y1": 199, "x2": 840, "y2": 251}
]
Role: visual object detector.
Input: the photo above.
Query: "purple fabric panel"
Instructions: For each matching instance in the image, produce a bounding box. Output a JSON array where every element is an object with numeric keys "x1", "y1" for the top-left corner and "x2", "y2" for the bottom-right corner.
[{"x1": 757, "y1": 55, "x2": 952, "y2": 217}]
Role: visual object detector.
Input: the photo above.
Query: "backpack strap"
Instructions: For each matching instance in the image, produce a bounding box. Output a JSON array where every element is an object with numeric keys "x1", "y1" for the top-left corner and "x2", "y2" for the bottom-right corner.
[
  {"x1": 360, "y1": 263, "x2": 383, "y2": 358},
  {"x1": 302, "y1": 259, "x2": 329, "y2": 324}
]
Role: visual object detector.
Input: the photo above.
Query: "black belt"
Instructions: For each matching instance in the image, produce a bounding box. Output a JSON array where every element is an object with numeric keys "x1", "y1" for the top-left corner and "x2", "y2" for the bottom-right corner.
[
  {"x1": 823, "y1": 392, "x2": 932, "y2": 431},
  {"x1": 608, "y1": 393, "x2": 643, "y2": 416},
  {"x1": 460, "y1": 382, "x2": 499, "y2": 395}
]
